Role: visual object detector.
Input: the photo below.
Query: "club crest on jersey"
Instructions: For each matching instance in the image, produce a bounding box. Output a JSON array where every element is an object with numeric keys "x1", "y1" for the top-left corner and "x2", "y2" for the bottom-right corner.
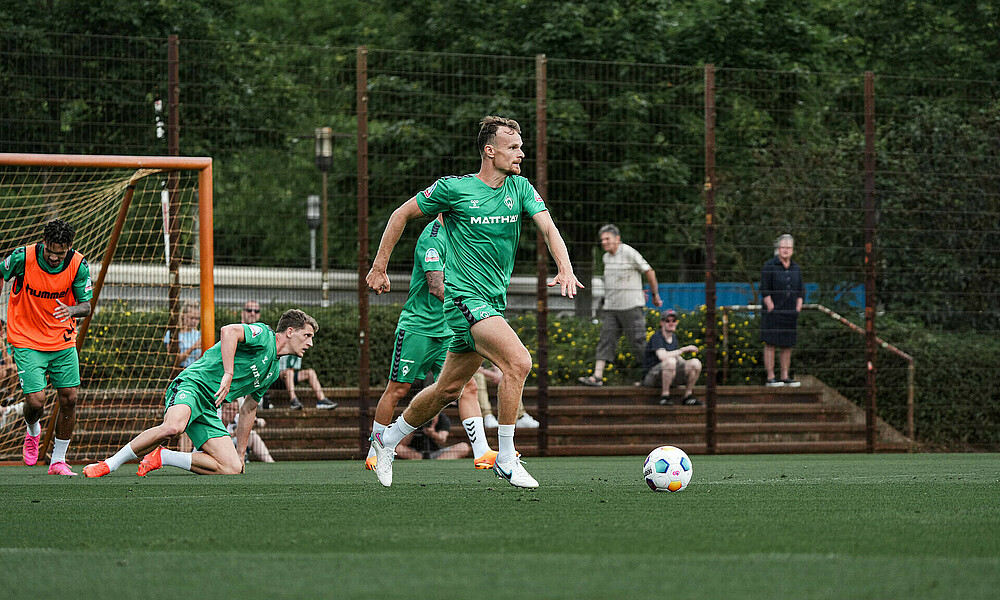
[
  {"x1": 422, "y1": 181, "x2": 438, "y2": 198},
  {"x1": 504, "y1": 196, "x2": 513, "y2": 210},
  {"x1": 401, "y1": 365, "x2": 410, "y2": 376},
  {"x1": 424, "y1": 247, "x2": 441, "y2": 263},
  {"x1": 248, "y1": 324, "x2": 263, "y2": 338}
]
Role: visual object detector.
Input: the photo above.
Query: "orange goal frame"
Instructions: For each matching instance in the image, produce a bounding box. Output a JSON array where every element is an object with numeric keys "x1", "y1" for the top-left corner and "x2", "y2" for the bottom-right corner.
[
  {"x1": 0, "y1": 153, "x2": 215, "y2": 461},
  {"x1": 0, "y1": 153, "x2": 216, "y2": 350}
]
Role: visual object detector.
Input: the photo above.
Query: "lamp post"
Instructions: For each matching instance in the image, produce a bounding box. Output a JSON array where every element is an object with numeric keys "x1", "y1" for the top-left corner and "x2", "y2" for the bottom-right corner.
[
  {"x1": 306, "y1": 194, "x2": 321, "y2": 270},
  {"x1": 314, "y1": 127, "x2": 333, "y2": 307}
]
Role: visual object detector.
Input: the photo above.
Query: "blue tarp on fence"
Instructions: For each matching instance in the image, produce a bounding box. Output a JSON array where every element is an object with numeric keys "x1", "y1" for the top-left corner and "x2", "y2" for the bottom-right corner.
[{"x1": 643, "y1": 283, "x2": 864, "y2": 311}]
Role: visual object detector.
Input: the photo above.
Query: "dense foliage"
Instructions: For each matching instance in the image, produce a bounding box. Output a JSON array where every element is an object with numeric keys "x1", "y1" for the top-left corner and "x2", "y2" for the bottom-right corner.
[{"x1": 4, "y1": 1, "x2": 997, "y2": 323}]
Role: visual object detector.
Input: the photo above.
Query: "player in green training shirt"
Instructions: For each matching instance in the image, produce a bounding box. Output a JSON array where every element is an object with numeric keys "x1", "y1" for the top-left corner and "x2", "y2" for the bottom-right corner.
[
  {"x1": 365, "y1": 215, "x2": 498, "y2": 471},
  {"x1": 1, "y1": 219, "x2": 93, "y2": 476},
  {"x1": 366, "y1": 116, "x2": 583, "y2": 489},
  {"x1": 84, "y1": 309, "x2": 318, "y2": 477}
]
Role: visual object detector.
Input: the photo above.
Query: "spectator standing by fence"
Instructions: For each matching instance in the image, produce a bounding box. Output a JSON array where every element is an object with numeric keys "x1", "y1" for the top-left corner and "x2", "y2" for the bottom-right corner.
[
  {"x1": 579, "y1": 224, "x2": 661, "y2": 386},
  {"x1": 760, "y1": 234, "x2": 804, "y2": 387}
]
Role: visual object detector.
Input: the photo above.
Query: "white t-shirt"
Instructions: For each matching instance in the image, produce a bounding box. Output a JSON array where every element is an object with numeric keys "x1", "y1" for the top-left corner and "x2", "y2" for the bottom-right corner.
[{"x1": 602, "y1": 243, "x2": 651, "y2": 310}]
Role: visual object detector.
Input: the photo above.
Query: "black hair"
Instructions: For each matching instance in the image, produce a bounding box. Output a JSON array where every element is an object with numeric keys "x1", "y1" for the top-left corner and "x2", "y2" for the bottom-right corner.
[{"x1": 43, "y1": 219, "x2": 76, "y2": 246}]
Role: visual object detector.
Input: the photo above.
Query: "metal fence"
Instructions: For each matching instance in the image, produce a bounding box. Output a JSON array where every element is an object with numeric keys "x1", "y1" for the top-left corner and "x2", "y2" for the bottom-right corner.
[{"x1": 2, "y1": 33, "x2": 999, "y2": 450}]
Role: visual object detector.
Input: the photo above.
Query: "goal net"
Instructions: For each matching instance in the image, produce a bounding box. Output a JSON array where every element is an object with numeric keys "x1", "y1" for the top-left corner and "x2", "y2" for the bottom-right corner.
[{"x1": 0, "y1": 154, "x2": 214, "y2": 463}]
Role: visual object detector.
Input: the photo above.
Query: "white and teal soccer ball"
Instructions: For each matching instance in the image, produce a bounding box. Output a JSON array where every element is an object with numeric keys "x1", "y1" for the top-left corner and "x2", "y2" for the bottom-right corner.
[{"x1": 643, "y1": 445, "x2": 692, "y2": 492}]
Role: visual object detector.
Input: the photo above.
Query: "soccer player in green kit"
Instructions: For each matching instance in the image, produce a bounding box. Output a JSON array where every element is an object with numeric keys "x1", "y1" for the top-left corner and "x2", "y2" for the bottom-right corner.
[
  {"x1": 83, "y1": 309, "x2": 318, "y2": 477},
  {"x1": 365, "y1": 215, "x2": 498, "y2": 471},
  {"x1": 366, "y1": 116, "x2": 583, "y2": 488}
]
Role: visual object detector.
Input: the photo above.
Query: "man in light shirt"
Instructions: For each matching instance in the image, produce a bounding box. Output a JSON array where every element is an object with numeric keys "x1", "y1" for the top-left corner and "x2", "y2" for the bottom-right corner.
[{"x1": 579, "y1": 224, "x2": 661, "y2": 386}]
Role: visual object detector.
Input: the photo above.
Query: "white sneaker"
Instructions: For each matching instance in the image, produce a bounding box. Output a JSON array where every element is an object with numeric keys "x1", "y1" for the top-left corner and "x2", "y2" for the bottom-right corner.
[
  {"x1": 494, "y1": 456, "x2": 538, "y2": 489},
  {"x1": 483, "y1": 414, "x2": 499, "y2": 428},
  {"x1": 516, "y1": 413, "x2": 539, "y2": 429},
  {"x1": 369, "y1": 432, "x2": 395, "y2": 487}
]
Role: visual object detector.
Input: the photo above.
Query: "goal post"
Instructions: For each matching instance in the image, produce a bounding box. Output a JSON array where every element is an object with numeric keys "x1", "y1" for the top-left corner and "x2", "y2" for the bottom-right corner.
[{"x1": 0, "y1": 153, "x2": 214, "y2": 463}]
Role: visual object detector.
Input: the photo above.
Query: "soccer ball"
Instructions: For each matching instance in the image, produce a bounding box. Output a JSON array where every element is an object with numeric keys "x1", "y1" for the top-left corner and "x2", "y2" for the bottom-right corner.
[{"x1": 643, "y1": 445, "x2": 692, "y2": 492}]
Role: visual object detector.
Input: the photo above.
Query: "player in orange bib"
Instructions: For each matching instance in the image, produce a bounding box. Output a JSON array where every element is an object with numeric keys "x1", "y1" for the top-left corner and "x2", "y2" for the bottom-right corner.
[{"x1": 1, "y1": 219, "x2": 93, "y2": 475}]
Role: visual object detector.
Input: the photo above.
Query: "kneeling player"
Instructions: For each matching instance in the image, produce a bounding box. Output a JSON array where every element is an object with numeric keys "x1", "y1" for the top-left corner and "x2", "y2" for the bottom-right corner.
[{"x1": 84, "y1": 309, "x2": 317, "y2": 477}]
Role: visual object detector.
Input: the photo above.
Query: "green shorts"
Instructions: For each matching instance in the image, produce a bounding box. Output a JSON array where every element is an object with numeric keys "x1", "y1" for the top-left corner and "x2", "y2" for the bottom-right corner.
[
  {"x1": 8, "y1": 345, "x2": 81, "y2": 394},
  {"x1": 444, "y1": 296, "x2": 505, "y2": 354},
  {"x1": 388, "y1": 328, "x2": 449, "y2": 384},
  {"x1": 165, "y1": 380, "x2": 229, "y2": 450}
]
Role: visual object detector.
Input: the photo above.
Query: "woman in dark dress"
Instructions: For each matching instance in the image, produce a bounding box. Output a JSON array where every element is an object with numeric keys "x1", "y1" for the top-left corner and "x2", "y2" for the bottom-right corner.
[{"x1": 760, "y1": 234, "x2": 804, "y2": 387}]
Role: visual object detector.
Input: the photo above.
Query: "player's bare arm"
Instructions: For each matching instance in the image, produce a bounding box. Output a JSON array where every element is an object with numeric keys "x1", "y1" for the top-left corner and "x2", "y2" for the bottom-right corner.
[
  {"x1": 234, "y1": 396, "x2": 259, "y2": 465},
  {"x1": 532, "y1": 210, "x2": 583, "y2": 298},
  {"x1": 645, "y1": 269, "x2": 663, "y2": 308},
  {"x1": 214, "y1": 323, "x2": 246, "y2": 405},
  {"x1": 367, "y1": 198, "x2": 427, "y2": 294},
  {"x1": 53, "y1": 299, "x2": 91, "y2": 322},
  {"x1": 425, "y1": 270, "x2": 445, "y2": 302}
]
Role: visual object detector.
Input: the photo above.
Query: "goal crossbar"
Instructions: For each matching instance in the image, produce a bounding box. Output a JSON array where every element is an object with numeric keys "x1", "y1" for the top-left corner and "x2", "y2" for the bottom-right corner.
[
  {"x1": 0, "y1": 153, "x2": 215, "y2": 463},
  {"x1": 0, "y1": 153, "x2": 216, "y2": 350}
]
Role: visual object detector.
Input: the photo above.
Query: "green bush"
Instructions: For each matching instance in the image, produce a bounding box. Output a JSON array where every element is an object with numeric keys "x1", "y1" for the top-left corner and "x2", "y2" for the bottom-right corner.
[{"x1": 510, "y1": 307, "x2": 759, "y2": 386}]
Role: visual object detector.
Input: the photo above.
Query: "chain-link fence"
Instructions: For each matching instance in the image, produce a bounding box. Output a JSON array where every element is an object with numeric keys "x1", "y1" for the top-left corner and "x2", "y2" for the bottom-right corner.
[{"x1": 2, "y1": 32, "x2": 998, "y2": 450}]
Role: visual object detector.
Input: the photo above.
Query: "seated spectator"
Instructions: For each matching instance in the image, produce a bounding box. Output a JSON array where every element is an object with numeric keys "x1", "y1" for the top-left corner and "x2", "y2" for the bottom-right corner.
[
  {"x1": 640, "y1": 309, "x2": 703, "y2": 406},
  {"x1": 278, "y1": 353, "x2": 338, "y2": 410},
  {"x1": 220, "y1": 398, "x2": 275, "y2": 463},
  {"x1": 0, "y1": 400, "x2": 25, "y2": 430},
  {"x1": 163, "y1": 303, "x2": 202, "y2": 370},
  {"x1": 0, "y1": 319, "x2": 25, "y2": 431},
  {"x1": 0, "y1": 319, "x2": 20, "y2": 402},
  {"x1": 475, "y1": 363, "x2": 539, "y2": 429},
  {"x1": 395, "y1": 412, "x2": 470, "y2": 460}
]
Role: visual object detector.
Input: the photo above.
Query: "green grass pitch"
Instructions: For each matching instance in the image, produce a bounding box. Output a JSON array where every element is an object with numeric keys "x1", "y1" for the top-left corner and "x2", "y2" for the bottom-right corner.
[{"x1": 2, "y1": 454, "x2": 999, "y2": 599}]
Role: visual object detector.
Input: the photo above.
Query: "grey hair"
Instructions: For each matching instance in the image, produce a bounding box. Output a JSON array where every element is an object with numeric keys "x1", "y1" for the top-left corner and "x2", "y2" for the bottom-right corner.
[
  {"x1": 598, "y1": 224, "x2": 620, "y2": 238},
  {"x1": 773, "y1": 234, "x2": 794, "y2": 256}
]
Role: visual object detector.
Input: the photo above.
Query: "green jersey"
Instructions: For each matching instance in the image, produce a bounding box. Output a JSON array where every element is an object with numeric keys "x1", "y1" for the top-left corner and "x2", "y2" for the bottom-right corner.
[
  {"x1": 0, "y1": 244, "x2": 93, "y2": 301},
  {"x1": 415, "y1": 174, "x2": 547, "y2": 311},
  {"x1": 175, "y1": 322, "x2": 280, "y2": 403},
  {"x1": 396, "y1": 219, "x2": 450, "y2": 337}
]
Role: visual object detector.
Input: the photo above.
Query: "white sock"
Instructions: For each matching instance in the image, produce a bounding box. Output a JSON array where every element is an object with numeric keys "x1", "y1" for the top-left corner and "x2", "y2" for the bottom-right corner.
[
  {"x1": 367, "y1": 421, "x2": 388, "y2": 458},
  {"x1": 462, "y1": 417, "x2": 491, "y2": 458},
  {"x1": 497, "y1": 424, "x2": 516, "y2": 464},
  {"x1": 26, "y1": 420, "x2": 41, "y2": 437},
  {"x1": 381, "y1": 415, "x2": 418, "y2": 450},
  {"x1": 51, "y1": 438, "x2": 70, "y2": 464},
  {"x1": 106, "y1": 444, "x2": 137, "y2": 472},
  {"x1": 160, "y1": 448, "x2": 193, "y2": 471}
]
